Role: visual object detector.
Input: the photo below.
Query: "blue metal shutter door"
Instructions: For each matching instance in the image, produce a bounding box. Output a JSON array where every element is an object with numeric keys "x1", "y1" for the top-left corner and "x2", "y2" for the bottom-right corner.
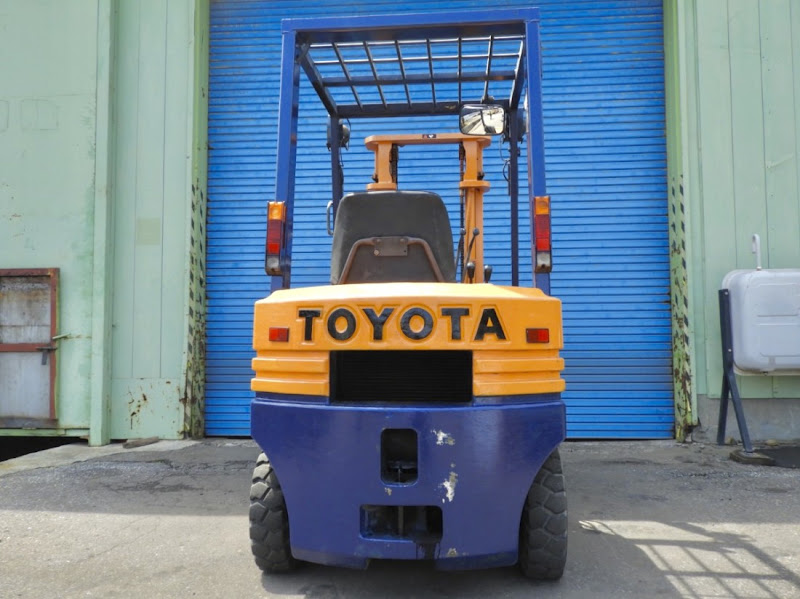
[{"x1": 207, "y1": 0, "x2": 672, "y2": 438}]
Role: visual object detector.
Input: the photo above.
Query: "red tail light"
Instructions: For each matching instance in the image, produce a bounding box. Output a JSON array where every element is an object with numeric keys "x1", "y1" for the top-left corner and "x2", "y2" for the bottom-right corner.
[
  {"x1": 526, "y1": 328, "x2": 550, "y2": 344},
  {"x1": 534, "y1": 196, "x2": 552, "y2": 273},
  {"x1": 266, "y1": 202, "x2": 286, "y2": 275},
  {"x1": 269, "y1": 327, "x2": 290, "y2": 342},
  {"x1": 535, "y1": 214, "x2": 550, "y2": 251}
]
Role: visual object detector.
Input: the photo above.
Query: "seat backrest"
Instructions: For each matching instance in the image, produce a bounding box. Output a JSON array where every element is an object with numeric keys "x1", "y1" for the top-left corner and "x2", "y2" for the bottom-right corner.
[{"x1": 330, "y1": 191, "x2": 456, "y2": 284}]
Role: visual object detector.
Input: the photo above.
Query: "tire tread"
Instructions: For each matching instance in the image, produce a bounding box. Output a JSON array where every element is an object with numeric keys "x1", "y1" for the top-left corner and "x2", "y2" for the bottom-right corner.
[
  {"x1": 519, "y1": 448, "x2": 568, "y2": 580},
  {"x1": 249, "y1": 453, "x2": 298, "y2": 573}
]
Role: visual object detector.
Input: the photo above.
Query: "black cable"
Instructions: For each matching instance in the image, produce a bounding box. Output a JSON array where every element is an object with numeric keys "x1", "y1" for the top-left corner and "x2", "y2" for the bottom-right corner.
[{"x1": 499, "y1": 139, "x2": 510, "y2": 182}]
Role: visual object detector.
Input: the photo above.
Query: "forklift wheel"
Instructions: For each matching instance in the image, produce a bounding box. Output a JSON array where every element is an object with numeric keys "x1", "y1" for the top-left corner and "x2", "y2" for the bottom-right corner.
[
  {"x1": 518, "y1": 448, "x2": 568, "y2": 580},
  {"x1": 249, "y1": 453, "x2": 298, "y2": 573}
]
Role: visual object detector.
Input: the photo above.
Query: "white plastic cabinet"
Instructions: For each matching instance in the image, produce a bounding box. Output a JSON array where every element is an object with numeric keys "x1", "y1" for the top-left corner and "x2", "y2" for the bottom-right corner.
[{"x1": 721, "y1": 269, "x2": 800, "y2": 374}]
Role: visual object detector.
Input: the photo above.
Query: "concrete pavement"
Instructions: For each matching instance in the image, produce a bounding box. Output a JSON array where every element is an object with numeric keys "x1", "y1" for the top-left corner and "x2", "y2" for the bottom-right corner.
[{"x1": 1, "y1": 439, "x2": 798, "y2": 598}]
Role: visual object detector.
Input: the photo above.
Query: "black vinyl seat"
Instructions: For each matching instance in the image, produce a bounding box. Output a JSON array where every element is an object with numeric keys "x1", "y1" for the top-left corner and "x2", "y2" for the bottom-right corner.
[{"x1": 330, "y1": 191, "x2": 456, "y2": 284}]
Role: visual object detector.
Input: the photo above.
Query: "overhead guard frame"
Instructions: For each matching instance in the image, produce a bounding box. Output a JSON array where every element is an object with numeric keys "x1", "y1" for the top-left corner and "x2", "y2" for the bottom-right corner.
[{"x1": 271, "y1": 8, "x2": 548, "y2": 293}]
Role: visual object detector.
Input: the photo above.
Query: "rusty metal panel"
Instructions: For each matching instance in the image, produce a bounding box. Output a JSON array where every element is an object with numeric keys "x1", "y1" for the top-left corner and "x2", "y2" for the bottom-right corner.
[
  {"x1": 0, "y1": 269, "x2": 59, "y2": 426},
  {"x1": 0, "y1": 352, "x2": 51, "y2": 419},
  {"x1": 0, "y1": 276, "x2": 51, "y2": 344}
]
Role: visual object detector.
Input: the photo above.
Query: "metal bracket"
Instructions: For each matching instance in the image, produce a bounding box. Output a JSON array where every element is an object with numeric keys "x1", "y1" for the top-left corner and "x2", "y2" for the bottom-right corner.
[
  {"x1": 36, "y1": 345, "x2": 56, "y2": 365},
  {"x1": 372, "y1": 236, "x2": 409, "y2": 257},
  {"x1": 717, "y1": 289, "x2": 754, "y2": 453},
  {"x1": 36, "y1": 334, "x2": 67, "y2": 365}
]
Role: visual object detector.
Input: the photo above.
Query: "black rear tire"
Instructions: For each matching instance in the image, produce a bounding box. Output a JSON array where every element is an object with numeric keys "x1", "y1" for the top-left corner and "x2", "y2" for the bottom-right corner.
[
  {"x1": 518, "y1": 448, "x2": 568, "y2": 580},
  {"x1": 249, "y1": 453, "x2": 298, "y2": 573}
]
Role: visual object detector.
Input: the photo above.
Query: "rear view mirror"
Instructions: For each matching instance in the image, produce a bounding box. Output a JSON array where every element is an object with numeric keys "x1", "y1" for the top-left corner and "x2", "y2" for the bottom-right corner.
[{"x1": 459, "y1": 104, "x2": 506, "y2": 136}]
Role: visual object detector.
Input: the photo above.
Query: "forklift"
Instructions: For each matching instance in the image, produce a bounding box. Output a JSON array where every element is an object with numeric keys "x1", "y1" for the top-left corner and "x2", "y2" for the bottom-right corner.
[{"x1": 249, "y1": 8, "x2": 567, "y2": 579}]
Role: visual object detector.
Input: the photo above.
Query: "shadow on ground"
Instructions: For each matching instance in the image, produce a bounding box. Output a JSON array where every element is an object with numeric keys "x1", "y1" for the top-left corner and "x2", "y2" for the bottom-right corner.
[{"x1": 757, "y1": 445, "x2": 800, "y2": 468}]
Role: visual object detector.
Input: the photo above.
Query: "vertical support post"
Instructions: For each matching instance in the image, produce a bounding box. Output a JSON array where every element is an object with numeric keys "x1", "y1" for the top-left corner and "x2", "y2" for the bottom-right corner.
[
  {"x1": 271, "y1": 27, "x2": 301, "y2": 292},
  {"x1": 524, "y1": 18, "x2": 549, "y2": 294},
  {"x1": 716, "y1": 289, "x2": 754, "y2": 453},
  {"x1": 459, "y1": 138, "x2": 490, "y2": 283},
  {"x1": 47, "y1": 269, "x2": 60, "y2": 420},
  {"x1": 329, "y1": 115, "x2": 343, "y2": 215},
  {"x1": 184, "y1": 0, "x2": 210, "y2": 438},
  {"x1": 508, "y1": 108, "x2": 520, "y2": 286},
  {"x1": 90, "y1": 0, "x2": 116, "y2": 445},
  {"x1": 366, "y1": 141, "x2": 398, "y2": 191}
]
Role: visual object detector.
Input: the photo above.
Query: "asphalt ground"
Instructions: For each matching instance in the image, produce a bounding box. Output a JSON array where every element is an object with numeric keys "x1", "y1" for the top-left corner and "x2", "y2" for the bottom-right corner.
[{"x1": 1, "y1": 439, "x2": 799, "y2": 599}]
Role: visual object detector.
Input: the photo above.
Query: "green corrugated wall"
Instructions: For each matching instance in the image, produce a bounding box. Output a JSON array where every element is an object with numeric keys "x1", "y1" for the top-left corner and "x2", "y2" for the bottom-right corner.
[{"x1": 667, "y1": 0, "x2": 800, "y2": 440}]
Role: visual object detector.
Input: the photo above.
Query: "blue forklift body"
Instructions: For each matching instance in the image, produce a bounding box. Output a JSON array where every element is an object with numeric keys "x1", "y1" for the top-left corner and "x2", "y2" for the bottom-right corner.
[
  {"x1": 251, "y1": 7, "x2": 566, "y2": 571},
  {"x1": 252, "y1": 397, "x2": 564, "y2": 569}
]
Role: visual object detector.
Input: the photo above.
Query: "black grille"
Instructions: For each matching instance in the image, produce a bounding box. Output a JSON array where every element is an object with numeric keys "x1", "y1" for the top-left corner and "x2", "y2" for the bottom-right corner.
[{"x1": 330, "y1": 350, "x2": 472, "y2": 404}]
